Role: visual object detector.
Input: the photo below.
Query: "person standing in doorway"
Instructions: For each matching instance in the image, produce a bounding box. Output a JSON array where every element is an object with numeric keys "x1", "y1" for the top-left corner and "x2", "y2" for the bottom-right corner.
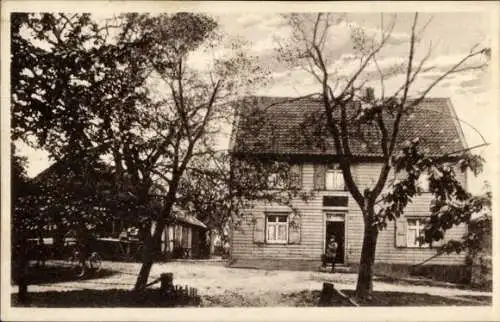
[{"x1": 322, "y1": 235, "x2": 338, "y2": 273}]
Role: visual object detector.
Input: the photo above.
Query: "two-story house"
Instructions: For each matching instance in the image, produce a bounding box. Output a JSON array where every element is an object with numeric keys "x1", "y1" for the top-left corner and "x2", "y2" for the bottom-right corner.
[{"x1": 228, "y1": 96, "x2": 469, "y2": 277}]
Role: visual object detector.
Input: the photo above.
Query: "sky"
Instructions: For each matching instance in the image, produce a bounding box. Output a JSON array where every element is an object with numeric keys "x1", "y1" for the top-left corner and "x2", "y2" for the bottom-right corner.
[{"x1": 15, "y1": 10, "x2": 496, "y2": 194}]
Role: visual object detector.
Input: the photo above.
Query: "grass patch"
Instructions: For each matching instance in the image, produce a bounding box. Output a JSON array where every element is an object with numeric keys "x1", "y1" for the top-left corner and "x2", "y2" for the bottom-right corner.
[
  {"x1": 202, "y1": 290, "x2": 325, "y2": 307},
  {"x1": 201, "y1": 290, "x2": 356, "y2": 307},
  {"x1": 374, "y1": 274, "x2": 491, "y2": 292},
  {"x1": 14, "y1": 289, "x2": 324, "y2": 307},
  {"x1": 13, "y1": 289, "x2": 491, "y2": 307},
  {"x1": 459, "y1": 295, "x2": 493, "y2": 303},
  {"x1": 12, "y1": 288, "x2": 200, "y2": 307},
  {"x1": 341, "y1": 290, "x2": 492, "y2": 306},
  {"x1": 13, "y1": 264, "x2": 116, "y2": 285}
]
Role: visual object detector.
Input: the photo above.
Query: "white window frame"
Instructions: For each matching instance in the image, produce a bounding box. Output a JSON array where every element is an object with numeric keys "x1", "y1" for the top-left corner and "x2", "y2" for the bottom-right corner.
[
  {"x1": 406, "y1": 218, "x2": 428, "y2": 248},
  {"x1": 268, "y1": 172, "x2": 285, "y2": 189},
  {"x1": 418, "y1": 174, "x2": 430, "y2": 193},
  {"x1": 266, "y1": 213, "x2": 289, "y2": 244},
  {"x1": 325, "y1": 168, "x2": 344, "y2": 191}
]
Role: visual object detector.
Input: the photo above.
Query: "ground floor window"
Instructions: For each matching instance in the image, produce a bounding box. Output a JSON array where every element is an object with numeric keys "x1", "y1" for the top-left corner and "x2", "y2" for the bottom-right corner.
[
  {"x1": 407, "y1": 218, "x2": 427, "y2": 247},
  {"x1": 266, "y1": 214, "x2": 288, "y2": 244}
]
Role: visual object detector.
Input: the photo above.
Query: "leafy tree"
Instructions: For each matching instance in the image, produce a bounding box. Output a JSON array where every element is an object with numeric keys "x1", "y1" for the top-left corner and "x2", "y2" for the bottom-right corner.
[
  {"x1": 11, "y1": 12, "x2": 268, "y2": 290},
  {"x1": 11, "y1": 13, "x2": 111, "y2": 157},
  {"x1": 11, "y1": 143, "x2": 29, "y2": 260},
  {"x1": 279, "y1": 13, "x2": 490, "y2": 299},
  {"x1": 438, "y1": 181, "x2": 492, "y2": 257},
  {"x1": 176, "y1": 151, "x2": 310, "y2": 255},
  {"x1": 11, "y1": 143, "x2": 30, "y2": 300}
]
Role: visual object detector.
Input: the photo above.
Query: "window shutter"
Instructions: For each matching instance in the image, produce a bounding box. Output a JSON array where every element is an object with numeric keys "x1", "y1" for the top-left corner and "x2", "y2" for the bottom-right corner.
[
  {"x1": 288, "y1": 214, "x2": 301, "y2": 244},
  {"x1": 290, "y1": 164, "x2": 302, "y2": 188},
  {"x1": 314, "y1": 164, "x2": 326, "y2": 190},
  {"x1": 253, "y1": 213, "x2": 265, "y2": 244},
  {"x1": 395, "y1": 216, "x2": 407, "y2": 247}
]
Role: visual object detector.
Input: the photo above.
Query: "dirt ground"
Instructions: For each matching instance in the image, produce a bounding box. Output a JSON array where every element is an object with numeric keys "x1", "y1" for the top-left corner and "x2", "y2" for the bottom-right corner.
[{"x1": 10, "y1": 260, "x2": 492, "y2": 307}]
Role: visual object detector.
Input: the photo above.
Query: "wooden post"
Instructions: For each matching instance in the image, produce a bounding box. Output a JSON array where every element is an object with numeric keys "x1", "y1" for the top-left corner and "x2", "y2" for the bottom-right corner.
[
  {"x1": 18, "y1": 277, "x2": 28, "y2": 304},
  {"x1": 160, "y1": 273, "x2": 173, "y2": 293},
  {"x1": 17, "y1": 237, "x2": 29, "y2": 305}
]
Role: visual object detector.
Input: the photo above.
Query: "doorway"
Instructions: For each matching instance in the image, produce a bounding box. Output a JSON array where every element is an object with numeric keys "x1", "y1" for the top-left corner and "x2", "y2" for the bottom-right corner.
[{"x1": 325, "y1": 221, "x2": 345, "y2": 264}]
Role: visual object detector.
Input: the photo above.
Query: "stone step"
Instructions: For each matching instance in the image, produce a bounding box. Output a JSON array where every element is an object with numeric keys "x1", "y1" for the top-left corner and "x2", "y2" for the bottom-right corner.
[{"x1": 319, "y1": 264, "x2": 353, "y2": 273}]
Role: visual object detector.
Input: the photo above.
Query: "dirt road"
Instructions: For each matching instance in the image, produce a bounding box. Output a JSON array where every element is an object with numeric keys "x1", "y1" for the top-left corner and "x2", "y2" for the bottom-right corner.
[{"x1": 10, "y1": 260, "x2": 492, "y2": 306}]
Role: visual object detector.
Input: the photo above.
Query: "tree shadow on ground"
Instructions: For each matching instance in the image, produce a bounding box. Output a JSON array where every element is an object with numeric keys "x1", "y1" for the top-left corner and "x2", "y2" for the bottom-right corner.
[
  {"x1": 14, "y1": 265, "x2": 116, "y2": 285},
  {"x1": 374, "y1": 275, "x2": 492, "y2": 292},
  {"x1": 15, "y1": 288, "x2": 491, "y2": 307},
  {"x1": 12, "y1": 288, "x2": 199, "y2": 307},
  {"x1": 341, "y1": 290, "x2": 492, "y2": 306}
]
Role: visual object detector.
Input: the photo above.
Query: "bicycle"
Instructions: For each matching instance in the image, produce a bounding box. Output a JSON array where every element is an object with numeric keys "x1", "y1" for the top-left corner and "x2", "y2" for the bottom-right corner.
[{"x1": 66, "y1": 248, "x2": 102, "y2": 278}]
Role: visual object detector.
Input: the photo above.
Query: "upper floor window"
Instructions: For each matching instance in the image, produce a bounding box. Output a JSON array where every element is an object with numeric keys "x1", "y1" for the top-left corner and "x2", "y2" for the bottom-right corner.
[
  {"x1": 267, "y1": 164, "x2": 302, "y2": 189},
  {"x1": 325, "y1": 166, "x2": 344, "y2": 191},
  {"x1": 267, "y1": 172, "x2": 283, "y2": 189},
  {"x1": 314, "y1": 163, "x2": 345, "y2": 191},
  {"x1": 418, "y1": 174, "x2": 430, "y2": 192}
]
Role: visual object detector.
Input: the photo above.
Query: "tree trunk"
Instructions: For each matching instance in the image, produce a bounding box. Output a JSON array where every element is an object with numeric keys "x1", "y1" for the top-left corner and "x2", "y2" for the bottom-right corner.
[
  {"x1": 16, "y1": 233, "x2": 29, "y2": 304},
  {"x1": 134, "y1": 252, "x2": 153, "y2": 290},
  {"x1": 52, "y1": 224, "x2": 65, "y2": 258},
  {"x1": 134, "y1": 192, "x2": 177, "y2": 290},
  {"x1": 355, "y1": 216, "x2": 379, "y2": 300},
  {"x1": 134, "y1": 224, "x2": 162, "y2": 290}
]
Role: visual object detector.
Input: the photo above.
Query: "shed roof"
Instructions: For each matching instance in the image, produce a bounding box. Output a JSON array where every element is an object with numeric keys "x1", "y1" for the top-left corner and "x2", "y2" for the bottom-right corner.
[
  {"x1": 173, "y1": 214, "x2": 207, "y2": 229},
  {"x1": 170, "y1": 207, "x2": 208, "y2": 229}
]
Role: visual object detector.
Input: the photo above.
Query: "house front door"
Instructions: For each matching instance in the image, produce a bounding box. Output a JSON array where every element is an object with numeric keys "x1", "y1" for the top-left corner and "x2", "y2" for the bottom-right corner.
[{"x1": 325, "y1": 219, "x2": 345, "y2": 264}]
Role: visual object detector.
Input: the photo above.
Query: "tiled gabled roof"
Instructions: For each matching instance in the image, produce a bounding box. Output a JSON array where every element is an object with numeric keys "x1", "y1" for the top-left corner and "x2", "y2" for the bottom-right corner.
[{"x1": 231, "y1": 96, "x2": 467, "y2": 157}]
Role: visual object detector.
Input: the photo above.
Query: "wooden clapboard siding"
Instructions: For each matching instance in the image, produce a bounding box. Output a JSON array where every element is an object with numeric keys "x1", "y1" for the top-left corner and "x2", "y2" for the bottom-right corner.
[
  {"x1": 346, "y1": 163, "x2": 467, "y2": 265},
  {"x1": 232, "y1": 208, "x2": 324, "y2": 260},
  {"x1": 346, "y1": 209, "x2": 467, "y2": 265},
  {"x1": 232, "y1": 162, "x2": 468, "y2": 267},
  {"x1": 376, "y1": 221, "x2": 466, "y2": 265}
]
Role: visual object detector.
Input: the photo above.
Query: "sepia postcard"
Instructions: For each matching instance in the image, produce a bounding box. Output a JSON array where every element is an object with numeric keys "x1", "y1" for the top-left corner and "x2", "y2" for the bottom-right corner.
[{"x1": 1, "y1": 1, "x2": 499, "y2": 321}]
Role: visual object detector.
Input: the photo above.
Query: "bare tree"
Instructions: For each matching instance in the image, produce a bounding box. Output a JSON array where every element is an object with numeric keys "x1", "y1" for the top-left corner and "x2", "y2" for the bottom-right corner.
[
  {"x1": 279, "y1": 12, "x2": 490, "y2": 299},
  {"x1": 112, "y1": 13, "x2": 269, "y2": 290}
]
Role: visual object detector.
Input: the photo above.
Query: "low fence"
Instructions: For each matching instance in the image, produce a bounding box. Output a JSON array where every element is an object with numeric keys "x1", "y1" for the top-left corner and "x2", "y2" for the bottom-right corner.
[{"x1": 139, "y1": 273, "x2": 201, "y2": 306}]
